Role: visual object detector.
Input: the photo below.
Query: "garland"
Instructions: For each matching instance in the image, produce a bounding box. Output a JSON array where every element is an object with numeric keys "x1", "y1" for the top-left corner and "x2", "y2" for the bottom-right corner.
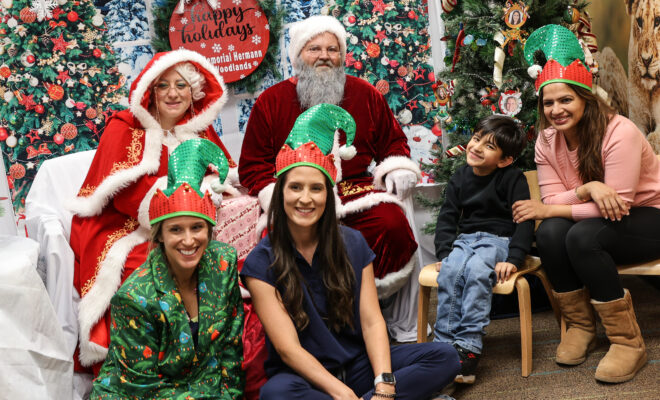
[{"x1": 152, "y1": 0, "x2": 284, "y2": 93}]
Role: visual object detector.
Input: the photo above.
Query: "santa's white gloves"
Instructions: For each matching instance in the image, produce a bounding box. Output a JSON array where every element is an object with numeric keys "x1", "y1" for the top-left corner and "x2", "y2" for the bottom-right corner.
[{"x1": 385, "y1": 168, "x2": 417, "y2": 200}]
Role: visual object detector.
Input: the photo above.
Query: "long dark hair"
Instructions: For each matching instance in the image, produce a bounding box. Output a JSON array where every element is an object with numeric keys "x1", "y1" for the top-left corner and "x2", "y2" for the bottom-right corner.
[
  {"x1": 267, "y1": 169, "x2": 355, "y2": 332},
  {"x1": 537, "y1": 84, "x2": 615, "y2": 183}
]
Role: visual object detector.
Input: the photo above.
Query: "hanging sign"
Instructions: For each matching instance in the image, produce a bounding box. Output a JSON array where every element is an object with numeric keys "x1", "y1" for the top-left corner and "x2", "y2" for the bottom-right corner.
[{"x1": 169, "y1": 0, "x2": 270, "y2": 83}]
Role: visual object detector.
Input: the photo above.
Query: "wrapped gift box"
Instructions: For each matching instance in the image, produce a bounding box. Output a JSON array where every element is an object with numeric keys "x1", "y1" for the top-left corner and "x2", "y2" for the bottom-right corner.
[{"x1": 215, "y1": 195, "x2": 260, "y2": 261}]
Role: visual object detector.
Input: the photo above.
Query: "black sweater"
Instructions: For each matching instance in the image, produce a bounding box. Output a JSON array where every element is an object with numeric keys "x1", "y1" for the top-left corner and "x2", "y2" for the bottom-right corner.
[{"x1": 434, "y1": 165, "x2": 534, "y2": 268}]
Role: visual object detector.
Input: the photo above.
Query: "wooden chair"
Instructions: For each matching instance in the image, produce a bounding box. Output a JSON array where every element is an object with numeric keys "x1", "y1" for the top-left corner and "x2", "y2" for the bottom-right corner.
[{"x1": 417, "y1": 171, "x2": 560, "y2": 377}]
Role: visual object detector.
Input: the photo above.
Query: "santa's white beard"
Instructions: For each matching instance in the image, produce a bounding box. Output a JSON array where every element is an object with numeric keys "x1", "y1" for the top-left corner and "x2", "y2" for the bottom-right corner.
[{"x1": 296, "y1": 59, "x2": 346, "y2": 110}]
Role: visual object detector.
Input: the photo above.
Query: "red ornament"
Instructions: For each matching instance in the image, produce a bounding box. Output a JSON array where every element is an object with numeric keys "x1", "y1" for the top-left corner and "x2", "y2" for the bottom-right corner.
[
  {"x1": 75, "y1": 101, "x2": 86, "y2": 110},
  {"x1": 353, "y1": 61, "x2": 363, "y2": 70},
  {"x1": 35, "y1": 104, "x2": 45, "y2": 114},
  {"x1": 0, "y1": 127, "x2": 8, "y2": 141},
  {"x1": 375, "y1": 79, "x2": 390, "y2": 95},
  {"x1": 47, "y1": 84, "x2": 65, "y2": 100},
  {"x1": 348, "y1": 15, "x2": 356, "y2": 24},
  {"x1": 85, "y1": 108, "x2": 98, "y2": 119},
  {"x1": 26, "y1": 54, "x2": 36, "y2": 64},
  {"x1": 428, "y1": 72, "x2": 435, "y2": 82},
  {"x1": 0, "y1": 66, "x2": 10, "y2": 78},
  {"x1": 19, "y1": 7, "x2": 37, "y2": 23},
  {"x1": 365, "y1": 42, "x2": 381, "y2": 58},
  {"x1": 93, "y1": 48, "x2": 102, "y2": 58},
  {"x1": 53, "y1": 133, "x2": 64, "y2": 144},
  {"x1": 9, "y1": 163, "x2": 26, "y2": 179},
  {"x1": 389, "y1": 59, "x2": 399, "y2": 68},
  {"x1": 397, "y1": 66, "x2": 408, "y2": 77},
  {"x1": 67, "y1": 11, "x2": 78, "y2": 22},
  {"x1": 408, "y1": 10, "x2": 418, "y2": 20},
  {"x1": 61, "y1": 123, "x2": 78, "y2": 140}
]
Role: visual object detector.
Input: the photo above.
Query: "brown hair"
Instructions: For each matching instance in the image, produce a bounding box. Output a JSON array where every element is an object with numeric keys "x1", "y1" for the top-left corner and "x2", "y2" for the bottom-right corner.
[
  {"x1": 267, "y1": 169, "x2": 355, "y2": 332},
  {"x1": 537, "y1": 84, "x2": 615, "y2": 183}
]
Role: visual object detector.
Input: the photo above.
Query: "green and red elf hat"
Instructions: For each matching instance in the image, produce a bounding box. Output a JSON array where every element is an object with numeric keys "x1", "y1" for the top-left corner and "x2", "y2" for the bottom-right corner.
[
  {"x1": 149, "y1": 138, "x2": 229, "y2": 225},
  {"x1": 523, "y1": 24, "x2": 593, "y2": 93},
  {"x1": 275, "y1": 103, "x2": 356, "y2": 185}
]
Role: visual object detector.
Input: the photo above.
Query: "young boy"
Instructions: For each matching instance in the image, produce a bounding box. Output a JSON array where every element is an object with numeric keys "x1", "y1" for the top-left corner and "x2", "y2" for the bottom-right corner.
[{"x1": 433, "y1": 115, "x2": 534, "y2": 384}]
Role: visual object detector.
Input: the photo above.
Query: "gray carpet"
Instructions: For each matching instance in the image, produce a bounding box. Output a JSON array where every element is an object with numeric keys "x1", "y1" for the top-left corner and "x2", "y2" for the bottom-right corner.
[{"x1": 419, "y1": 274, "x2": 660, "y2": 400}]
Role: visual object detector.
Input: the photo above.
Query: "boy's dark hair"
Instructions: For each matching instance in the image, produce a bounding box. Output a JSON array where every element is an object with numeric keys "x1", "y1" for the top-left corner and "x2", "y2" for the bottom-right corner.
[{"x1": 473, "y1": 115, "x2": 526, "y2": 160}]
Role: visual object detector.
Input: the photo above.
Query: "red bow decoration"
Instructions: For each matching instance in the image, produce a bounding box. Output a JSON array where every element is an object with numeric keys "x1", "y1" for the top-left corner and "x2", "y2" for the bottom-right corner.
[{"x1": 49, "y1": 20, "x2": 67, "y2": 28}]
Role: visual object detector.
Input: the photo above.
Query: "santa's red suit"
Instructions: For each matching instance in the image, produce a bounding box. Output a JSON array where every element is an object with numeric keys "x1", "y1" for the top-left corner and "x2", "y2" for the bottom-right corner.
[
  {"x1": 69, "y1": 50, "x2": 234, "y2": 370},
  {"x1": 239, "y1": 75, "x2": 419, "y2": 298}
]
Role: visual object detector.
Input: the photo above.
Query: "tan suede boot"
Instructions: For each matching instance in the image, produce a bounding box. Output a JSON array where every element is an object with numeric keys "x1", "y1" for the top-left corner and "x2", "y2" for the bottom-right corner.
[
  {"x1": 591, "y1": 289, "x2": 647, "y2": 383},
  {"x1": 553, "y1": 288, "x2": 597, "y2": 365}
]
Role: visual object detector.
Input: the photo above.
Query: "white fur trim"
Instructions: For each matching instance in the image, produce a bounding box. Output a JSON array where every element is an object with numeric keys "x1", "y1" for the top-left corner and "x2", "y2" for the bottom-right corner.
[
  {"x1": 69, "y1": 127, "x2": 165, "y2": 217},
  {"x1": 336, "y1": 192, "x2": 403, "y2": 219},
  {"x1": 339, "y1": 144, "x2": 356, "y2": 160},
  {"x1": 375, "y1": 256, "x2": 415, "y2": 299},
  {"x1": 240, "y1": 285, "x2": 251, "y2": 299},
  {"x1": 78, "y1": 228, "x2": 150, "y2": 366},
  {"x1": 288, "y1": 15, "x2": 347, "y2": 70},
  {"x1": 226, "y1": 166, "x2": 239, "y2": 187},
  {"x1": 527, "y1": 65, "x2": 542, "y2": 79},
  {"x1": 255, "y1": 213, "x2": 267, "y2": 239},
  {"x1": 372, "y1": 156, "x2": 421, "y2": 192},
  {"x1": 129, "y1": 49, "x2": 228, "y2": 135},
  {"x1": 257, "y1": 182, "x2": 275, "y2": 213},
  {"x1": 330, "y1": 128, "x2": 343, "y2": 183}
]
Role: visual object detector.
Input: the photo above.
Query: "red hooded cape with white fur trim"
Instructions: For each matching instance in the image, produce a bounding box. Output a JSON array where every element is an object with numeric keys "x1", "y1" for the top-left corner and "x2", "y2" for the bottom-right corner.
[{"x1": 69, "y1": 50, "x2": 234, "y2": 369}]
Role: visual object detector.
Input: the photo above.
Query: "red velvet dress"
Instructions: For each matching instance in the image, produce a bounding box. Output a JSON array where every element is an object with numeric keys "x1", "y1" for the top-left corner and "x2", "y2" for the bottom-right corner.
[
  {"x1": 239, "y1": 75, "x2": 418, "y2": 296},
  {"x1": 69, "y1": 50, "x2": 235, "y2": 371}
]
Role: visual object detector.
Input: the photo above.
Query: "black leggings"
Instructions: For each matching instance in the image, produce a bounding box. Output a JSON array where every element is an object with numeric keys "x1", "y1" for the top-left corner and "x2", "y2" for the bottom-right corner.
[{"x1": 535, "y1": 207, "x2": 660, "y2": 302}]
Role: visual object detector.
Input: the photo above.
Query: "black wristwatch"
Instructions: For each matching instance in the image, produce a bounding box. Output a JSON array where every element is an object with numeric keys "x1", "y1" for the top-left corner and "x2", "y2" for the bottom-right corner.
[{"x1": 374, "y1": 372, "x2": 396, "y2": 386}]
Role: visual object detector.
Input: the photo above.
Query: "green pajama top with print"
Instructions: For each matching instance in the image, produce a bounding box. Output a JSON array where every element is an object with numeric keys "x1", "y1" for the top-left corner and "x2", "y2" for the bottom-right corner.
[{"x1": 90, "y1": 240, "x2": 245, "y2": 399}]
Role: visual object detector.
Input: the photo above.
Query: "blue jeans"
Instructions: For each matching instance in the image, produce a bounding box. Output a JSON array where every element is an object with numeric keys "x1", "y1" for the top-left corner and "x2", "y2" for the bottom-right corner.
[{"x1": 433, "y1": 232, "x2": 510, "y2": 353}]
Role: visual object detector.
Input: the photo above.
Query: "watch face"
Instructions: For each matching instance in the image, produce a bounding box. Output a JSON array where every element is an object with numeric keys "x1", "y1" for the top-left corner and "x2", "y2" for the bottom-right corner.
[{"x1": 382, "y1": 373, "x2": 395, "y2": 383}]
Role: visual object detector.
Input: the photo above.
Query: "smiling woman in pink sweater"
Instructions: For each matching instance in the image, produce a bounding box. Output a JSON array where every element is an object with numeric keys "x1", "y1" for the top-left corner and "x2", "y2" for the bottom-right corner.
[{"x1": 513, "y1": 25, "x2": 660, "y2": 385}]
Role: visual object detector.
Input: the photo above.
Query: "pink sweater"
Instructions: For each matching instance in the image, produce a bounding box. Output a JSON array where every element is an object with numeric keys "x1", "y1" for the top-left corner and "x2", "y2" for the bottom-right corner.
[{"x1": 535, "y1": 115, "x2": 660, "y2": 220}]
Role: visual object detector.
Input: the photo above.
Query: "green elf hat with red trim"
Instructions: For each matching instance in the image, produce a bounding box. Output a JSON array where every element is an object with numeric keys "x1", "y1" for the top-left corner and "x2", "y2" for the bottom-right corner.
[
  {"x1": 275, "y1": 103, "x2": 356, "y2": 185},
  {"x1": 523, "y1": 24, "x2": 592, "y2": 93},
  {"x1": 149, "y1": 138, "x2": 229, "y2": 226}
]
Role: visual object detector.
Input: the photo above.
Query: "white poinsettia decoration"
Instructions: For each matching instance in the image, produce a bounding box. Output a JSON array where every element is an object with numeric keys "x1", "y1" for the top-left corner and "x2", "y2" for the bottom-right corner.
[{"x1": 30, "y1": 0, "x2": 57, "y2": 21}]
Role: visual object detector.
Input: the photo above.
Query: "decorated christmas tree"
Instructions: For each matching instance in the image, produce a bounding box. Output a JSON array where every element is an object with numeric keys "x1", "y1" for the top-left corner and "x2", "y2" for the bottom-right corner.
[
  {"x1": 329, "y1": 0, "x2": 437, "y2": 128},
  {"x1": 419, "y1": 0, "x2": 594, "y2": 230},
  {"x1": 0, "y1": 0, "x2": 126, "y2": 214}
]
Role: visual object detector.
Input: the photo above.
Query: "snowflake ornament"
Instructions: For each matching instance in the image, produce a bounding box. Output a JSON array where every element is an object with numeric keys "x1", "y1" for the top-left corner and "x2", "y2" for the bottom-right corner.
[
  {"x1": 251, "y1": 35, "x2": 261, "y2": 45},
  {"x1": 255, "y1": 11, "x2": 261, "y2": 17},
  {"x1": 181, "y1": 17, "x2": 188, "y2": 24},
  {"x1": 170, "y1": 26, "x2": 175, "y2": 32},
  {"x1": 232, "y1": 0, "x2": 241, "y2": 4},
  {"x1": 228, "y1": 44, "x2": 234, "y2": 51},
  {"x1": 200, "y1": 42, "x2": 206, "y2": 49},
  {"x1": 212, "y1": 43, "x2": 222, "y2": 53},
  {"x1": 30, "y1": 0, "x2": 57, "y2": 21}
]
